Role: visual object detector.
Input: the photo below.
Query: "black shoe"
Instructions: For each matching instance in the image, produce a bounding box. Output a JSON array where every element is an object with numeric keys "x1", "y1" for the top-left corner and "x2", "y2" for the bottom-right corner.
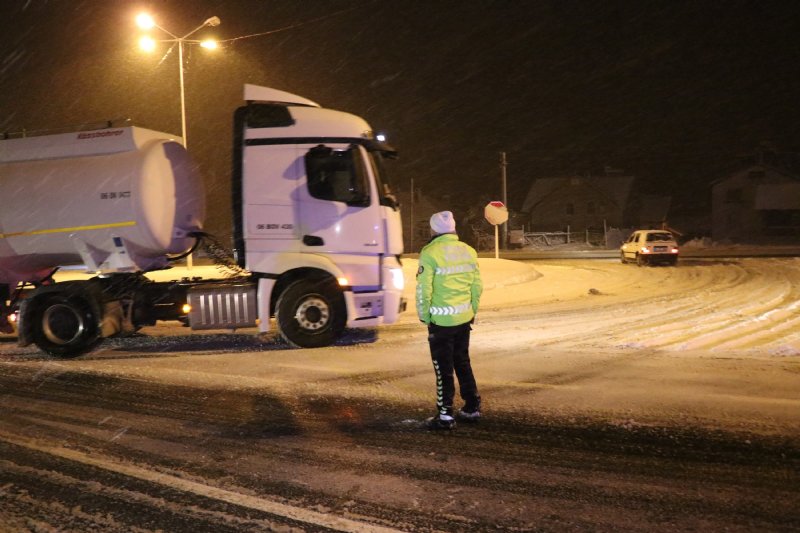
[
  {"x1": 425, "y1": 414, "x2": 456, "y2": 430},
  {"x1": 456, "y1": 408, "x2": 481, "y2": 422},
  {"x1": 458, "y1": 397, "x2": 481, "y2": 422}
]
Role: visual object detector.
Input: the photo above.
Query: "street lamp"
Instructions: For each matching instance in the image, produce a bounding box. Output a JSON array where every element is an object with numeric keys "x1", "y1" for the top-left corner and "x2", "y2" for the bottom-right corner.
[{"x1": 136, "y1": 13, "x2": 221, "y2": 148}]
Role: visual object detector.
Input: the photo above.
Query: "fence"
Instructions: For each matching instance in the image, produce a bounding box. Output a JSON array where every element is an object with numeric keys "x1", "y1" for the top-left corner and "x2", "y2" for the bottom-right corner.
[{"x1": 523, "y1": 228, "x2": 607, "y2": 247}]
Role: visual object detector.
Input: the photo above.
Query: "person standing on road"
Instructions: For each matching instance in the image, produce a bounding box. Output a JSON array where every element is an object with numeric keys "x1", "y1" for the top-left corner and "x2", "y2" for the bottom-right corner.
[{"x1": 416, "y1": 211, "x2": 483, "y2": 430}]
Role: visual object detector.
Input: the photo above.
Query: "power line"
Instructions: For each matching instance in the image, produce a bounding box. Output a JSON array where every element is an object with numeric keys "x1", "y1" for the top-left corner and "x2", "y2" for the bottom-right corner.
[{"x1": 218, "y1": 4, "x2": 367, "y2": 44}]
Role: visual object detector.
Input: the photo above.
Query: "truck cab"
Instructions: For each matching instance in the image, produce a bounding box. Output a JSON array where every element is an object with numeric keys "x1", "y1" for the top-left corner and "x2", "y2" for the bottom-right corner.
[{"x1": 188, "y1": 86, "x2": 406, "y2": 347}]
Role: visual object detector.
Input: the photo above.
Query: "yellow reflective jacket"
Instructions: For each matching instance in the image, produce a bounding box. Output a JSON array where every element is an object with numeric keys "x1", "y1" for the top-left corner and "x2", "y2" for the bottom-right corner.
[{"x1": 416, "y1": 234, "x2": 483, "y2": 326}]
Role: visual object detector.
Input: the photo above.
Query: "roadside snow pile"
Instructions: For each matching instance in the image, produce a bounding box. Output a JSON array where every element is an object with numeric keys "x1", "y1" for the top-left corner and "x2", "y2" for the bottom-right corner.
[
  {"x1": 680, "y1": 238, "x2": 800, "y2": 255},
  {"x1": 401, "y1": 258, "x2": 540, "y2": 295},
  {"x1": 681, "y1": 237, "x2": 715, "y2": 249},
  {"x1": 476, "y1": 258, "x2": 542, "y2": 289},
  {"x1": 54, "y1": 265, "x2": 229, "y2": 283}
]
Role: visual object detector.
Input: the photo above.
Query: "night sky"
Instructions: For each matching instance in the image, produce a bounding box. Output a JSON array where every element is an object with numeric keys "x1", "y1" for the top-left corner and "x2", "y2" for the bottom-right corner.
[{"x1": 1, "y1": 1, "x2": 798, "y2": 238}]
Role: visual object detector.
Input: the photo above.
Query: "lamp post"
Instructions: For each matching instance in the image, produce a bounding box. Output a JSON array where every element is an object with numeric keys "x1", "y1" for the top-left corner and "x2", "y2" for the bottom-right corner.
[{"x1": 136, "y1": 13, "x2": 220, "y2": 148}]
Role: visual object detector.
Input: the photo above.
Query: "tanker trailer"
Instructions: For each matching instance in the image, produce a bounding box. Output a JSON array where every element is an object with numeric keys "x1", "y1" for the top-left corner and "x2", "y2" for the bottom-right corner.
[{"x1": 0, "y1": 126, "x2": 205, "y2": 355}]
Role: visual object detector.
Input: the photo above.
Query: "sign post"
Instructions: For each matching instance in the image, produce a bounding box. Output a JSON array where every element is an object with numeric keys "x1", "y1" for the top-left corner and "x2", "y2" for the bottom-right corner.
[{"x1": 484, "y1": 201, "x2": 509, "y2": 259}]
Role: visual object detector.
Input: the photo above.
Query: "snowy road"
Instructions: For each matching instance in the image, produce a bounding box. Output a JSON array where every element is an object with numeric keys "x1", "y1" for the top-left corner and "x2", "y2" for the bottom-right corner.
[{"x1": 0, "y1": 258, "x2": 798, "y2": 531}]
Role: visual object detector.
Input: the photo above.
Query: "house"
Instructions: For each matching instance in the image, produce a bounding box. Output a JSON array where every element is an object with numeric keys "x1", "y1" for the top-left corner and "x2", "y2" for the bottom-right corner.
[
  {"x1": 520, "y1": 174, "x2": 636, "y2": 233},
  {"x1": 712, "y1": 165, "x2": 800, "y2": 243}
]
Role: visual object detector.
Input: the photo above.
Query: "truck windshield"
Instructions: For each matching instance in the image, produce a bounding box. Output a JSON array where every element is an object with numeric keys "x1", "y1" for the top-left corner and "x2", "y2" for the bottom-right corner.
[{"x1": 305, "y1": 145, "x2": 370, "y2": 207}]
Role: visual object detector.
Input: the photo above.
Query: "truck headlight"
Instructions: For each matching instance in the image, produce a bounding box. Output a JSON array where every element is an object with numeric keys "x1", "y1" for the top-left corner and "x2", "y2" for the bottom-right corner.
[{"x1": 389, "y1": 267, "x2": 405, "y2": 291}]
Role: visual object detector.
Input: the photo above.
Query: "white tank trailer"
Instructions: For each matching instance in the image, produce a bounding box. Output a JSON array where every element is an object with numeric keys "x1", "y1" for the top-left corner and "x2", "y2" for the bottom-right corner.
[
  {"x1": 0, "y1": 127, "x2": 205, "y2": 284},
  {"x1": 0, "y1": 85, "x2": 405, "y2": 357}
]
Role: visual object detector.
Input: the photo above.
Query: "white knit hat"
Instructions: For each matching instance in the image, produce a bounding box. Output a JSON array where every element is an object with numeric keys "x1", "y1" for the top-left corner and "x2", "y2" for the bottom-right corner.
[{"x1": 430, "y1": 211, "x2": 456, "y2": 234}]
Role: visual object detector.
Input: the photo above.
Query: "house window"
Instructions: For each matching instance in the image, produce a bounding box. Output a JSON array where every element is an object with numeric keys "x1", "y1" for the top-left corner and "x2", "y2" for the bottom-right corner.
[
  {"x1": 725, "y1": 188, "x2": 743, "y2": 204},
  {"x1": 565, "y1": 203, "x2": 574, "y2": 215}
]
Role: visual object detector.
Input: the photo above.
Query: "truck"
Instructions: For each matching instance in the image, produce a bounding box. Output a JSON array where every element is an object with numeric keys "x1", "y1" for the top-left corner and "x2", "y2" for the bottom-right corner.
[{"x1": 0, "y1": 85, "x2": 406, "y2": 357}]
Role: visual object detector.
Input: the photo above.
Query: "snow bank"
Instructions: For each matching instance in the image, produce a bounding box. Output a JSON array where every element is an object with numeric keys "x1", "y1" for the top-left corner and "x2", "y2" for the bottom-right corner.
[{"x1": 402, "y1": 258, "x2": 540, "y2": 292}]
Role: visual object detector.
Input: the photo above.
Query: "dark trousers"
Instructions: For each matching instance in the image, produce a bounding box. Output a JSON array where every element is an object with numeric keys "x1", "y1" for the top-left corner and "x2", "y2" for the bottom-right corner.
[{"x1": 428, "y1": 322, "x2": 480, "y2": 416}]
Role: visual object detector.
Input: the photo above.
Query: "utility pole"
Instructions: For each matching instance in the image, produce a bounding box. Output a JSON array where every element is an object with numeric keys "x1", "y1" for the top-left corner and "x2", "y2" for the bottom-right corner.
[{"x1": 500, "y1": 152, "x2": 508, "y2": 249}]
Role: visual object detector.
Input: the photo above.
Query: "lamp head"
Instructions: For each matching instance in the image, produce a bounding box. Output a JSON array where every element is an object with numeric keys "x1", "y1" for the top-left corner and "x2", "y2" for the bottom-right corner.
[
  {"x1": 136, "y1": 13, "x2": 155, "y2": 30},
  {"x1": 139, "y1": 35, "x2": 157, "y2": 52},
  {"x1": 204, "y1": 16, "x2": 221, "y2": 27}
]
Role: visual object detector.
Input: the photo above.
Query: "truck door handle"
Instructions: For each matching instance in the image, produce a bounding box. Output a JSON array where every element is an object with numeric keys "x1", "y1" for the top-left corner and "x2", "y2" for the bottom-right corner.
[{"x1": 303, "y1": 235, "x2": 324, "y2": 246}]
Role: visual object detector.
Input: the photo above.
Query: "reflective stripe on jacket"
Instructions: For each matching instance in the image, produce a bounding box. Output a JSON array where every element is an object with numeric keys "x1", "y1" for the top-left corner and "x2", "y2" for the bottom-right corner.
[{"x1": 416, "y1": 233, "x2": 483, "y2": 326}]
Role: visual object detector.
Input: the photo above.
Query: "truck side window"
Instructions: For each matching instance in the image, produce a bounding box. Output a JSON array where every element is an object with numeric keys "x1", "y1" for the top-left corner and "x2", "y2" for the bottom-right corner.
[
  {"x1": 305, "y1": 145, "x2": 370, "y2": 207},
  {"x1": 366, "y1": 151, "x2": 399, "y2": 210}
]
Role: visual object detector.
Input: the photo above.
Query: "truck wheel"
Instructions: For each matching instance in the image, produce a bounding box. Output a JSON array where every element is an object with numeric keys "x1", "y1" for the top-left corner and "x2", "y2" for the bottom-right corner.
[
  {"x1": 620, "y1": 252, "x2": 627, "y2": 264},
  {"x1": 30, "y1": 295, "x2": 100, "y2": 358},
  {"x1": 636, "y1": 254, "x2": 647, "y2": 267},
  {"x1": 276, "y1": 278, "x2": 346, "y2": 348}
]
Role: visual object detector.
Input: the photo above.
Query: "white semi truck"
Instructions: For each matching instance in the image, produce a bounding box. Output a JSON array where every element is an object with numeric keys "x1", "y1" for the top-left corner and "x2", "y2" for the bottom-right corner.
[{"x1": 0, "y1": 85, "x2": 405, "y2": 357}]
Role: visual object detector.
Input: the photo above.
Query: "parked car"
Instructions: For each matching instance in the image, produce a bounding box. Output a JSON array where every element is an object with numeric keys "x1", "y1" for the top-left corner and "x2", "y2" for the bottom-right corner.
[{"x1": 620, "y1": 230, "x2": 679, "y2": 266}]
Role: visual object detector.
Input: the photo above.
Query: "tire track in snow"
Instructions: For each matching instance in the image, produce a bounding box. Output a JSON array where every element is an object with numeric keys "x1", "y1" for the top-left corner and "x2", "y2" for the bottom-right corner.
[
  {"x1": 645, "y1": 260, "x2": 799, "y2": 351},
  {"x1": 698, "y1": 261, "x2": 800, "y2": 352},
  {"x1": 480, "y1": 261, "x2": 744, "y2": 349},
  {"x1": 479, "y1": 259, "x2": 799, "y2": 354},
  {"x1": 474, "y1": 263, "x2": 713, "y2": 348},
  {"x1": 0, "y1": 430, "x2": 404, "y2": 533}
]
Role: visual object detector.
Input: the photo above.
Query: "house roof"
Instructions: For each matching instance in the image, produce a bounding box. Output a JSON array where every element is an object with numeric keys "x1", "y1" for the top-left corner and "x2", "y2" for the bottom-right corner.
[
  {"x1": 521, "y1": 175, "x2": 635, "y2": 213},
  {"x1": 711, "y1": 164, "x2": 800, "y2": 188}
]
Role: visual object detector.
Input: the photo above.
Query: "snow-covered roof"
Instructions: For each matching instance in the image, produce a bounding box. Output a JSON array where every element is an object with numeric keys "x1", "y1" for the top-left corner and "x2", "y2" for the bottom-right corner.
[{"x1": 711, "y1": 164, "x2": 800, "y2": 187}]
